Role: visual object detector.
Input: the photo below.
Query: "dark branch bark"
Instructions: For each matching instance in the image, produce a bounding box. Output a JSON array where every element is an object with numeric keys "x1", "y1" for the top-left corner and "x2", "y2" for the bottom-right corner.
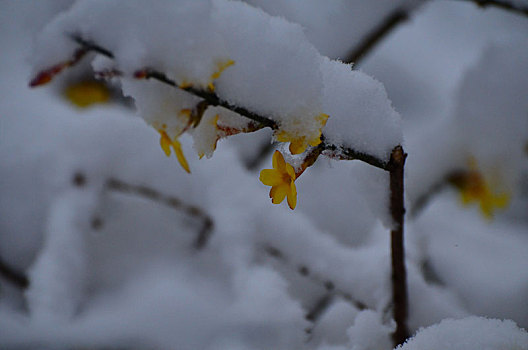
[
  {"x1": 408, "y1": 169, "x2": 466, "y2": 218},
  {"x1": 105, "y1": 177, "x2": 214, "y2": 249},
  {"x1": 388, "y1": 146, "x2": 409, "y2": 346},
  {"x1": 246, "y1": 141, "x2": 276, "y2": 171},
  {"x1": 305, "y1": 294, "x2": 335, "y2": 322},
  {"x1": 262, "y1": 244, "x2": 368, "y2": 312},
  {"x1": 455, "y1": 0, "x2": 528, "y2": 16},
  {"x1": 0, "y1": 256, "x2": 29, "y2": 289},
  {"x1": 343, "y1": 9, "x2": 409, "y2": 65}
]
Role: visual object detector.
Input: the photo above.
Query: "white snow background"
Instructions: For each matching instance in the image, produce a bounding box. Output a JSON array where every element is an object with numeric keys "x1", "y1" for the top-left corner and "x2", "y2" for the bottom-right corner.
[{"x1": 0, "y1": 1, "x2": 527, "y2": 350}]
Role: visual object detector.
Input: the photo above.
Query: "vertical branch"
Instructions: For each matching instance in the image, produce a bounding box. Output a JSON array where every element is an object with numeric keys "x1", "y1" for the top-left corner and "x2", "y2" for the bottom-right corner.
[{"x1": 388, "y1": 145, "x2": 409, "y2": 346}]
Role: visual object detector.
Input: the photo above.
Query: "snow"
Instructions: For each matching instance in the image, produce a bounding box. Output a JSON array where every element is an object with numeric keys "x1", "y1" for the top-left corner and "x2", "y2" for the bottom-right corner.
[
  {"x1": 453, "y1": 41, "x2": 528, "y2": 193},
  {"x1": 321, "y1": 57, "x2": 402, "y2": 161},
  {"x1": 398, "y1": 317, "x2": 528, "y2": 350},
  {"x1": 31, "y1": 0, "x2": 403, "y2": 162},
  {"x1": 244, "y1": 0, "x2": 426, "y2": 60},
  {"x1": 347, "y1": 310, "x2": 395, "y2": 350},
  {"x1": 1, "y1": 1, "x2": 528, "y2": 349}
]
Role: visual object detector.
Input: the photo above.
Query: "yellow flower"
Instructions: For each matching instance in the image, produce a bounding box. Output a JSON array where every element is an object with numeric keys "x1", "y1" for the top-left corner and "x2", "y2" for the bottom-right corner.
[
  {"x1": 64, "y1": 80, "x2": 110, "y2": 108},
  {"x1": 259, "y1": 151, "x2": 297, "y2": 209},
  {"x1": 158, "y1": 129, "x2": 190, "y2": 173},
  {"x1": 276, "y1": 113, "x2": 329, "y2": 154},
  {"x1": 453, "y1": 159, "x2": 510, "y2": 219}
]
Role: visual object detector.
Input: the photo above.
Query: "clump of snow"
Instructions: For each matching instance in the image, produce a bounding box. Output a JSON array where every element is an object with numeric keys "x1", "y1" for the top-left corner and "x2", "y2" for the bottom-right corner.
[
  {"x1": 31, "y1": 0, "x2": 402, "y2": 163},
  {"x1": 398, "y1": 317, "x2": 528, "y2": 350},
  {"x1": 414, "y1": 199, "x2": 528, "y2": 327},
  {"x1": 244, "y1": 0, "x2": 425, "y2": 60},
  {"x1": 211, "y1": 0, "x2": 325, "y2": 137},
  {"x1": 347, "y1": 310, "x2": 394, "y2": 350},
  {"x1": 354, "y1": 163, "x2": 393, "y2": 228},
  {"x1": 321, "y1": 57, "x2": 402, "y2": 161},
  {"x1": 26, "y1": 187, "x2": 101, "y2": 324},
  {"x1": 310, "y1": 298, "x2": 361, "y2": 346},
  {"x1": 121, "y1": 78, "x2": 200, "y2": 139}
]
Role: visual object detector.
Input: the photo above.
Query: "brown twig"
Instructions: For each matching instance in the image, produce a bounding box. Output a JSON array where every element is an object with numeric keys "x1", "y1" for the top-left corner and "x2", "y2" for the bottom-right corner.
[
  {"x1": 104, "y1": 177, "x2": 214, "y2": 249},
  {"x1": 0, "y1": 257, "x2": 29, "y2": 289},
  {"x1": 388, "y1": 146, "x2": 409, "y2": 346},
  {"x1": 343, "y1": 9, "x2": 409, "y2": 64},
  {"x1": 246, "y1": 141, "x2": 276, "y2": 171},
  {"x1": 409, "y1": 169, "x2": 466, "y2": 218},
  {"x1": 455, "y1": 0, "x2": 528, "y2": 16},
  {"x1": 263, "y1": 244, "x2": 368, "y2": 312},
  {"x1": 305, "y1": 294, "x2": 335, "y2": 323}
]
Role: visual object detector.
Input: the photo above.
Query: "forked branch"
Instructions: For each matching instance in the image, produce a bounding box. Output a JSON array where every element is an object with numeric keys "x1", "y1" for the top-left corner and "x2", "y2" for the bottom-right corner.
[{"x1": 31, "y1": 34, "x2": 409, "y2": 347}]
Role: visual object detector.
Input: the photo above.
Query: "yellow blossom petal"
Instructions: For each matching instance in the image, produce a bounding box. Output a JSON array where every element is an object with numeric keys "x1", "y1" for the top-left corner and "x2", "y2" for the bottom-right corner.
[
  {"x1": 171, "y1": 138, "x2": 191, "y2": 174},
  {"x1": 65, "y1": 80, "x2": 110, "y2": 108},
  {"x1": 159, "y1": 130, "x2": 172, "y2": 157},
  {"x1": 275, "y1": 113, "x2": 329, "y2": 155},
  {"x1": 287, "y1": 181, "x2": 297, "y2": 210},
  {"x1": 270, "y1": 184, "x2": 288, "y2": 204},
  {"x1": 455, "y1": 158, "x2": 510, "y2": 219},
  {"x1": 272, "y1": 150, "x2": 286, "y2": 170},
  {"x1": 285, "y1": 163, "x2": 296, "y2": 180},
  {"x1": 289, "y1": 139, "x2": 308, "y2": 155},
  {"x1": 260, "y1": 150, "x2": 297, "y2": 209},
  {"x1": 259, "y1": 169, "x2": 283, "y2": 186},
  {"x1": 157, "y1": 129, "x2": 190, "y2": 173}
]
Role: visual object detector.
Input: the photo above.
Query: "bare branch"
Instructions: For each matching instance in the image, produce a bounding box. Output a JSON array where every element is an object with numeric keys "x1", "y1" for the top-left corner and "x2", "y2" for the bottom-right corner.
[
  {"x1": 343, "y1": 8, "x2": 409, "y2": 65},
  {"x1": 0, "y1": 256, "x2": 29, "y2": 289},
  {"x1": 454, "y1": 0, "x2": 528, "y2": 16},
  {"x1": 408, "y1": 169, "x2": 466, "y2": 218},
  {"x1": 262, "y1": 244, "x2": 368, "y2": 312},
  {"x1": 31, "y1": 35, "x2": 393, "y2": 171},
  {"x1": 388, "y1": 146, "x2": 409, "y2": 346},
  {"x1": 104, "y1": 177, "x2": 214, "y2": 249}
]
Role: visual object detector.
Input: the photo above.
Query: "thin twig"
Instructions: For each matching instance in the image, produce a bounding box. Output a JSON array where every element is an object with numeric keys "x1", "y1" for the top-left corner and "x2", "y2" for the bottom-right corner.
[
  {"x1": 104, "y1": 177, "x2": 214, "y2": 249},
  {"x1": 454, "y1": 0, "x2": 528, "y2": 16},
  {"x1": 263, "y1": 244, "x2": 368, "y2": 311},
  {"x1": 305, "y1": 294, "x2": 335, "y2": 322},
  {"x1": 343, "y1": 8, "x2": 409, "y2": 64},
  {"x1": 388, "y1": 146, "x2": 409, "y2": 346},
  {"x1": 0, "y1": 256, "x2": 29, "y2": 289},
  {"x1": 246, "y1": 141, "x2": 276, "y2": 171},
  {"x1": 409, "y1": 169, "x2": 466, "y2": 218}
]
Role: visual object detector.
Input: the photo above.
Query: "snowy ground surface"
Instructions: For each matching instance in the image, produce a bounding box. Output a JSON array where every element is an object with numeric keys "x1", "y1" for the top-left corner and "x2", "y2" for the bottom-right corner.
[{"x1": 0, "y1": 1, "x2": 527, "y2": 350}]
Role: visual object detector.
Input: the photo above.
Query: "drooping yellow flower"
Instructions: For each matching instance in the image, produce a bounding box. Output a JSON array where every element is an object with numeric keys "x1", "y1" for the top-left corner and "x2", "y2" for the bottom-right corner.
[
  {"x1": 259, "y1": 151, "x2": 297, "y2": 209},
  {"x1": 453, "y1": 159, "x2": 510, "y2": 219},
  {"x1": 208, "y1": 59, "x2": 235, "y2": 91},
  {"x1": 158, "y1": 129, "x2": 190, "y2": 173},
  {"x1": 276, "y1": 113, "x2": 329, "y2": 154},
  {"x1": 64, "y1": 80, "x2": 110, "y2": 108}
]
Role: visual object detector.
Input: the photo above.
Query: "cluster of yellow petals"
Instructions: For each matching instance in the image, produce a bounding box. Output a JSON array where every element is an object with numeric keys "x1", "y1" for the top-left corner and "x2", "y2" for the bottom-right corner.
[
  {"x1": 64, "y1": 80, "x2": 110, "y2": 108},
  {"x1": 158, "y1": 129, "x2": 190, "y2": 173},
  {"x1": 276, "y1": 113, "x2": 329, "y2": 154},
  {"x1": 259, "y1": 151, "x2": 297, "y2": 209},
  {"x1": 455, "y1": 160, "x2": 510, "y2": 219}
]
